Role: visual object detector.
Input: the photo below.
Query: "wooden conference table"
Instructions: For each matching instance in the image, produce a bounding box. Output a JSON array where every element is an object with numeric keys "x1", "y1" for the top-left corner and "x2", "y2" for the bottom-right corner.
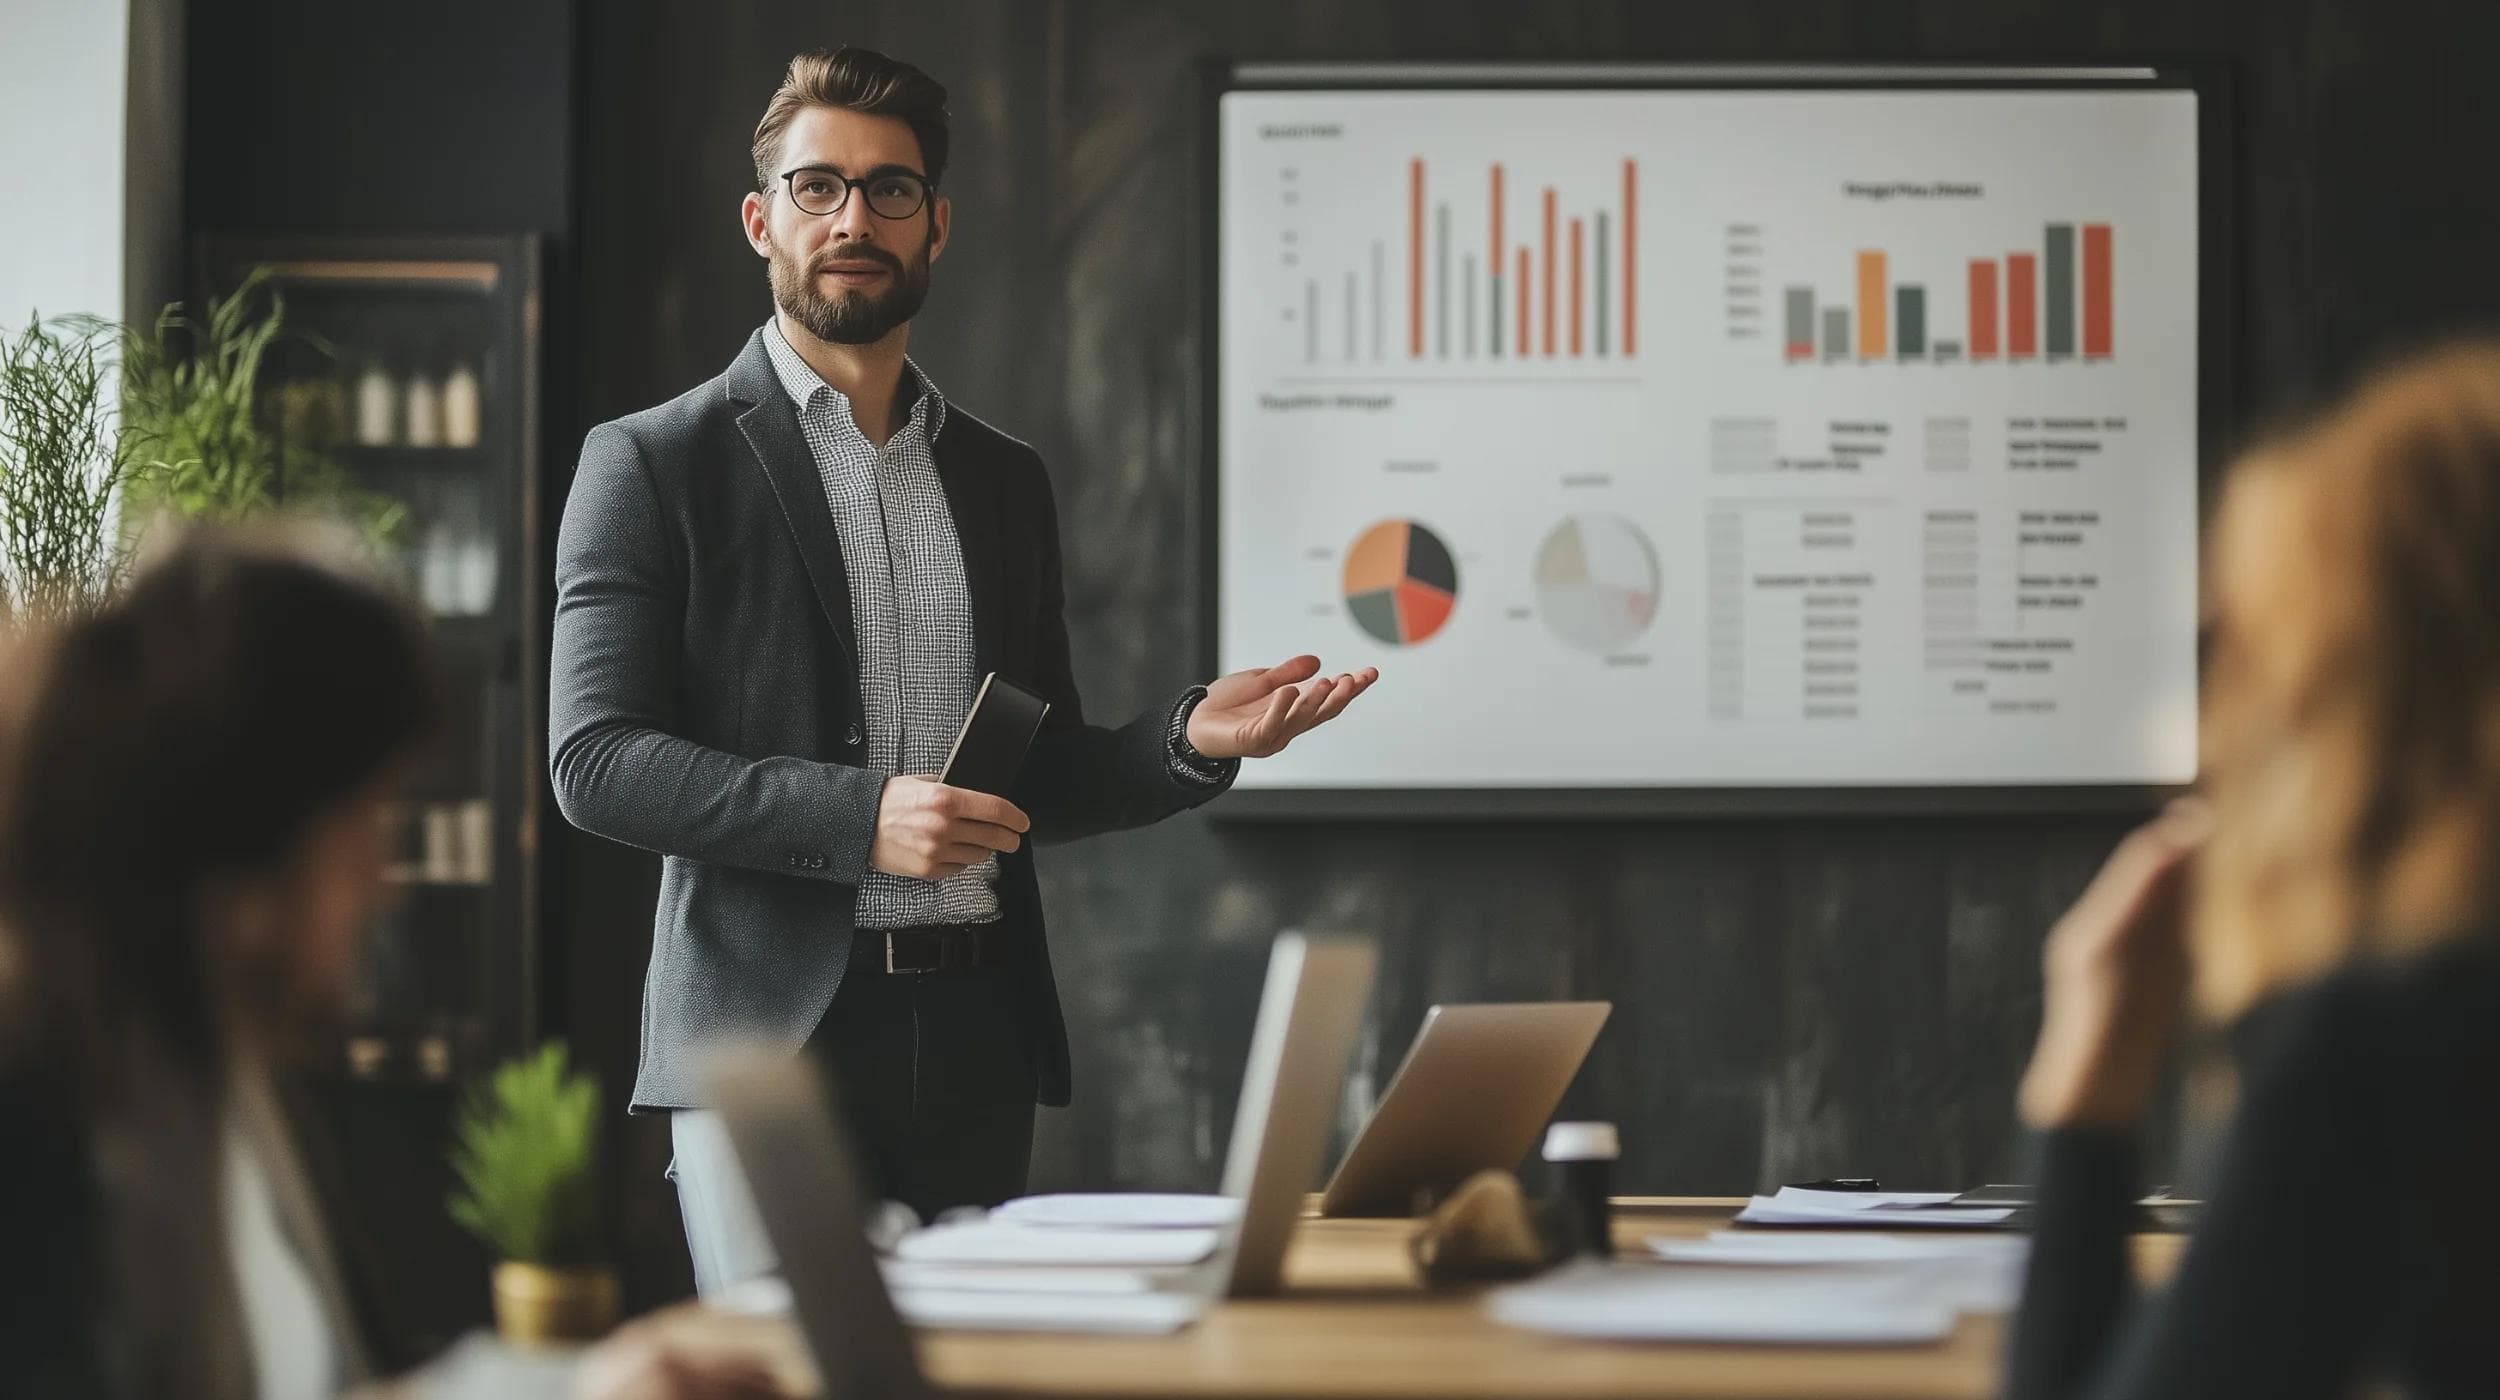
[{"x1": 660, "y1": 1197, "x2": 2186, "y2": 1400}]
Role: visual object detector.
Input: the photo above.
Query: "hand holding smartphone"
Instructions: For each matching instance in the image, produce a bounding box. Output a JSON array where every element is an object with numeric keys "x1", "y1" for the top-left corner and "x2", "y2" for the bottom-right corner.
[{"x1": 938, "y1": 673, "x2": 1051, "y2": 796}]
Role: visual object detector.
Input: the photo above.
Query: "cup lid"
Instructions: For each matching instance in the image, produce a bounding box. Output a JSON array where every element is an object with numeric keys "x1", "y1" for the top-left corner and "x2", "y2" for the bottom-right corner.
[{"x1": 1542, "y1": 1121, "x2": 1620, "y2": 1161}]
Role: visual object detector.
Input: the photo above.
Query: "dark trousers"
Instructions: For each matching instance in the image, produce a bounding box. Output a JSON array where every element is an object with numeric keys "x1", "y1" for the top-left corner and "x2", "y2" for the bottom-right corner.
[{"x1": 805, "y1": 959, "x2": 1039, "y2": 1224}]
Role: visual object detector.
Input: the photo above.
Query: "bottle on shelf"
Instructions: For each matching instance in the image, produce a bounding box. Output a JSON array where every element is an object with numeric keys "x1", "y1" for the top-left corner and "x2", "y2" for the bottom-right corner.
[
  {"x1": 421, "y1": 802, "x2": 460, "y2": 883},
  {"x1": 442, "y1": 359, "x2": 482, "y2": 449},
  {"x1": 456, "y1": 510, "x2": 497, "y2": 615},
  {"x1": 418, "y1": 504, "x2": 462, "y2": 618},
  {"x1": 354, "y1": 361, "x2": 398, "y2": 446},
  {"x1": 404, "y1": 363, "x2": 444, "y2": 448},
  {"x1": 457, "y1": 798, "x2": 494, "y2": 885},
  {"x1": 415, "y1": 1029, "x2": 454, "y2": 1082}
]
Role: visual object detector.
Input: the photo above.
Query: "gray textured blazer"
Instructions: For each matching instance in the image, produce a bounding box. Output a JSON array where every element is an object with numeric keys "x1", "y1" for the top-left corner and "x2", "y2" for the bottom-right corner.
[{"x1": 551, "y1": 329, "x2": 1230, "y2": 1110}]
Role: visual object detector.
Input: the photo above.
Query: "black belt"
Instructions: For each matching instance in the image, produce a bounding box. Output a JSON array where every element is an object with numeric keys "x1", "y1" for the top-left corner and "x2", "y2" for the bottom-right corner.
[{"x1": 853, "y1": 923, "x2": 1012, "y2": 975}]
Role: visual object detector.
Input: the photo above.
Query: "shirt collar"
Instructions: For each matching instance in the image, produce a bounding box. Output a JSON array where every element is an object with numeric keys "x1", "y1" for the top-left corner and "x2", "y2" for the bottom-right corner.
[{"x1": 762, "y1": 318, "x2": 947, "y2": 442}]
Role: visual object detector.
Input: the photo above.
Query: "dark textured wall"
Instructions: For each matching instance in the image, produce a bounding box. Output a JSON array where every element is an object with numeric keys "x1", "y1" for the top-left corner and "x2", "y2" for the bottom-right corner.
[{"x1": 565, "y1": 0, "x2": 2500, "y2": 1302}]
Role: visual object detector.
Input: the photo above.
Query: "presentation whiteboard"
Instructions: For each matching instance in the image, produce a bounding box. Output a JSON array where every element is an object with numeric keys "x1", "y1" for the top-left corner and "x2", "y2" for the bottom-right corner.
[{"x1": 1206, "y1": 65, "x2": 2220, "y2": 815}]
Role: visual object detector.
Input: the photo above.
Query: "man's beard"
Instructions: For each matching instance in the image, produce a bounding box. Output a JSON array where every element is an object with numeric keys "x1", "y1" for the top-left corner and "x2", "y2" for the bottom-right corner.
[{"x1": 769, "y1": 233, "x2": 933, "y2": 345}]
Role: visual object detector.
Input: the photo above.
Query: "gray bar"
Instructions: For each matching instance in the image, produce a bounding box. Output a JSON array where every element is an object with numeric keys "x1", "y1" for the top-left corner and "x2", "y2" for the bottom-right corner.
[
  {"x1": 1932, "y1": 338, "x2": 1962, "y2": 362},
  {"x1": 1822, "y1": 307, "x2": 1849, "y2": 360},
  {"x1": 2045, "y1": 223, "x2": 2075, "y2": 357},
  {"x1": 1784, "y1": 286, "x2": 1814, "y2": 356},
  {"x1": 1306, "y1": 278, "x2": 1317, "y2": 363},
  {"x1": 1491, "y1": 270, "x2": 1503, "y2": 359},
  {"x1": 1896, "y1": 285, "x2": 1926, "y2": 359},
  {"x1": 1371, "y1": 241, "x2": 1384, "y2": 361},
  {"x1": 1436, "y1": 203, "x2": 1451, "y2": 359},
  {"x1": 1345, "y1": 271, "x2": 1356, "y2": 362},
  {"x1": 1596, "y1": 211, "x2": 1610, "y2": 356},
  {"x1": 1463, "y1": 254, "x2": 1476, "y2": 358}
]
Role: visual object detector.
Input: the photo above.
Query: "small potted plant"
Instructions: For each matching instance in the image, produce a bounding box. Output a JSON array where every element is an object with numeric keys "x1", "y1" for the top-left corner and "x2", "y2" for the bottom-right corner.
[{"x1": 447, "y1": 1040, "x2": 619, "y2": 1345}]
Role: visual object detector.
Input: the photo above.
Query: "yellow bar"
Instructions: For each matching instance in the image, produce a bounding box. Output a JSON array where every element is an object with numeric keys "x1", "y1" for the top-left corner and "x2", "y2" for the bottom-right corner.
[{"x1": 1856, "y1": 250, "x2": 1886, "y2": 359}]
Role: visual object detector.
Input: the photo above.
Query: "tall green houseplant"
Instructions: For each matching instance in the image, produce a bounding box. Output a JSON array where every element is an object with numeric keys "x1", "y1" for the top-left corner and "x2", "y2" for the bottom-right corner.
[
  {"x1": 0, "y1": 312, "x2": 139, "y2": 625},
  {"x1": 117, "y1": 268, "x2": 404, "y2": 550}
]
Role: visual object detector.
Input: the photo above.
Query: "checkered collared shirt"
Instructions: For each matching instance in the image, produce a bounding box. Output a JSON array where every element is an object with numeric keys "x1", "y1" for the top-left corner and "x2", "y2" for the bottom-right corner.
[{"x1": 763, "y1": 321, "x2": 1001, "y2": 928}]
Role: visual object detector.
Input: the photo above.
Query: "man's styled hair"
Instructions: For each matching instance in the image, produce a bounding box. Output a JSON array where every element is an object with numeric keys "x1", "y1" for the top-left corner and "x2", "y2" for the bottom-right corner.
[{"x1": 753, "y1": 47, "x2": 952, "y2": 192}]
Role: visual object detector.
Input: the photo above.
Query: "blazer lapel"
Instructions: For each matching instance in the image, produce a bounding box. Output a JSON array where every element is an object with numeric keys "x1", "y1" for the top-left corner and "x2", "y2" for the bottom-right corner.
[
  {"x1": 934, "y1": 427, "x2": 1004, "y2": 678},
  {"x1": 724, "y1": 331, "x2": 859, "y2": 671}
]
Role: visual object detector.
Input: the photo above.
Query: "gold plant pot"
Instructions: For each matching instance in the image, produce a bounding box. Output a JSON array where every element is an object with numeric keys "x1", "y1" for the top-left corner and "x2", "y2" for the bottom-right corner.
[{"x1": 492, "y1": 1261, "x2": 621, "y2": 1346}]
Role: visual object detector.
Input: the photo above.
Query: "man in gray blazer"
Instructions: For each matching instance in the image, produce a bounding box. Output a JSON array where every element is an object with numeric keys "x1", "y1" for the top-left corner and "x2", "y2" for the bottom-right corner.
[{"x1": 549, "y1": 46, "x2": 1376, "y2": 1293}]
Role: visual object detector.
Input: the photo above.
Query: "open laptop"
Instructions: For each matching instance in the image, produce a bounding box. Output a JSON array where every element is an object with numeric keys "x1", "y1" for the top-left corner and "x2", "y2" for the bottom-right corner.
[
  {"x1": 1319, "y1": 1001, "x2": 1611, "y2": 1217},
  {"x1": 706, "y1": 931, "x2": 1377, "y2": 1361}
]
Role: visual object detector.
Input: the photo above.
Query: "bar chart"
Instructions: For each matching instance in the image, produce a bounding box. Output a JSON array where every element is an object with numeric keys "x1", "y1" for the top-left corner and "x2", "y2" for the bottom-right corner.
[
  {"x1": 1283, "y1": 153, "x2": 1638, "y2": 371},
  {"x1": 1781, "y1": 222, "x2": 2115, "y2": 365},
  {"x1": 1220, "y1": 85, "x2": 2201, "y2": 790}
]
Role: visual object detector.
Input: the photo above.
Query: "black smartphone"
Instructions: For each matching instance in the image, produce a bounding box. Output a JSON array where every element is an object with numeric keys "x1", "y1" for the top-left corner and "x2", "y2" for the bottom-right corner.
[{"x1": 937, "y1": 673, "x2": 1051, "y2": 796}]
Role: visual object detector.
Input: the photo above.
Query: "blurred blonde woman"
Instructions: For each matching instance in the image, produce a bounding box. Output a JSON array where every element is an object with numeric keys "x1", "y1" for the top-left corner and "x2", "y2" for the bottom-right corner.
[{"x1": 2011, "y1": 346, "x2": 2500, "y2": 1398}]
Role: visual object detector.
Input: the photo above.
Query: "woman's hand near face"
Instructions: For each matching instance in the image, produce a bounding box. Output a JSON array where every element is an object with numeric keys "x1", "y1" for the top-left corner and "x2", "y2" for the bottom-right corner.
[{"x1": 2018, "y1": 800, "x2": 2211, "y2": 1131}]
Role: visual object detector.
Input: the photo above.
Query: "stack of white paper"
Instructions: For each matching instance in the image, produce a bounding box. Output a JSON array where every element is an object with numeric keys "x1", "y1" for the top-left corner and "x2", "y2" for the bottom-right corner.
[
  {"x1": 894, "y1": 1220, "x2": 1220, "y2": 1267},
  {"x1": 991, "y1": 1193, "x2": 1241, "y2": 1229},
  {"x1": 1488, "y1": 1259, "x2": 1961, "y2": 1345},
  {"x1": 888, "y1": 1288, "x2": 1207, "y2": 1335},
  {"x1": 1647, "y1": 1230, "x2": 2029, "y2": 1314},
  {"x1": 881, "y1": 1261, "x2": 1159, "y2": 1294},
  {"x1": 1731, "y1": 1187, "x2": 2015, "y2": 1229},
  {"x1": 859, "y1": 1195, "x2": 1234, "y2": 1336},
  {"x1": 703, "y1": 1261, "x2": 1201, "y2": 1336}
]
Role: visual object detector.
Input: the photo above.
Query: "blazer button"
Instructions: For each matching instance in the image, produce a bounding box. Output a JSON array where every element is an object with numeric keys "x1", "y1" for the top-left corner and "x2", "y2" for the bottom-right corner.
[{"x1": 843, "y1": 723, "x2": 863, "y2": 747}]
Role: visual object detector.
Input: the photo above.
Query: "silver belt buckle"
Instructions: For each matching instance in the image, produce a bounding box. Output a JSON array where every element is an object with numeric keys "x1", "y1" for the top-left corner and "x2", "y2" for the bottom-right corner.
[{"x1": 884, "y1": 931, "x2": 902, "y2": 975}]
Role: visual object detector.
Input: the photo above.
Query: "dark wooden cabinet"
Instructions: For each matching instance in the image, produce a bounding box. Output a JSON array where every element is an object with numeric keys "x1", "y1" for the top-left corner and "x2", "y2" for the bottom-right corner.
[{"x1": 198, "y1": 234, "x2": 546, "y2": 1085}]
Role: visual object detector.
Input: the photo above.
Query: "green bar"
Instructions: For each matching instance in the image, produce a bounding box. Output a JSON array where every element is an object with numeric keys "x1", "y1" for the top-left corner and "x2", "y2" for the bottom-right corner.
[
  {"x1": 1895, "y1": 284, "x2": 1927, "y2": 359},
  {"x1": 2045, "y1": 223, "x2": 2076, "y2": 357},
  {"x1": 1491, "y1": 270, "x2": 1503, "y2": 359},
  {"x1": 1596, "y1": 211, "x2": 1611, "y2": 356}
]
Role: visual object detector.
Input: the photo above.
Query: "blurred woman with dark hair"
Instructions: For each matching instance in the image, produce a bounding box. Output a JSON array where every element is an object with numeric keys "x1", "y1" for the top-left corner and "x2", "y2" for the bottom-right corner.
[
  {"x1": 0, "y1": 525, "x2": 785, "y2": 1399},
  {"x1": 2010, "y1": 347, "x2": 2500, "y2": 1398}
]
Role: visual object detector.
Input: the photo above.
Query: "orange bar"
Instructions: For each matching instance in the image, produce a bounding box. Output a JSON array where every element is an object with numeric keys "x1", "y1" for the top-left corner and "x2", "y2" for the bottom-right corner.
[
  {"x1": 2082, "y1": 223, "x2": 2113, "y2": 357},
  {"x1": 1569, "y1": 218, "x2": 1584, "y2": 356},
  {"x1": 1490, "y1": 164, "x2": 1503, "y2": 308},
  {"x1": 1516, "y1": 247, "x2": 1530, "y2": 357},
  {"x1": 1622, "y1": 159, "x2": 1637, "y2": 356},
  {"x1": 2007, "y1": 253, "x2": 2039, "y2": 358},
  {"x1": 1969, "y1": 259, "x2": 1999, "y2": 360},
  {"x1": 1542, "y1": 189, "x2": 1557, "y2": 356},
  {"x1": 1856, "y1": 250, "x2": 1887, "y2": 359}
]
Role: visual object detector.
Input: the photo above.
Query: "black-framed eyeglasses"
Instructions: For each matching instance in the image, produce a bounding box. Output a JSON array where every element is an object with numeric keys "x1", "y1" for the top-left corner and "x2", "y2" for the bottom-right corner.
[{"x1": 776, "y1": 165, "x2": 934, "y2": 220}]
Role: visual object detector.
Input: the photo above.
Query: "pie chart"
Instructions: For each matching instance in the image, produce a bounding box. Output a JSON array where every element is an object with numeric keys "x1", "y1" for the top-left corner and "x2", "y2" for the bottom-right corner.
[
  {"x1": 1342, "y1": 519, "x2": 1459, "y2": 648},
  {"x1": 1535, "y1": 513, "x2": 1660, "y2": 654}
]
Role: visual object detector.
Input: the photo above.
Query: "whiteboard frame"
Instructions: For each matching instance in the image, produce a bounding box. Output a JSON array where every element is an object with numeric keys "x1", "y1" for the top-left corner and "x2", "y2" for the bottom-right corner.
[{"x1": 1196, "y1": 59, "x2": 2234, "y2": 820}]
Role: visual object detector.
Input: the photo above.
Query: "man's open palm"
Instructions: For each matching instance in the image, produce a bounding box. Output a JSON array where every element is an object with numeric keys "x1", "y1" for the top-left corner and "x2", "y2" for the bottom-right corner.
[{"x1": 1186, "y1": 655, "x2": 1380, "y2": 761}]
